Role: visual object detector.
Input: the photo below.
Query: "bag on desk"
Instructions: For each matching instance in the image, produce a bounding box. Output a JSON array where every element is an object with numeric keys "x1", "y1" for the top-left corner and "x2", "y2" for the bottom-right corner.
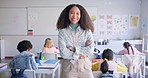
[{"x1": 11, "y1": 69, "x2": 28, "y2": 78}]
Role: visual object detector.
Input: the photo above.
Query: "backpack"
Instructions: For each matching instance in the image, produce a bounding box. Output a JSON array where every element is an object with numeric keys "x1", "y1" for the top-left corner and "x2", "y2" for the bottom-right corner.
[{"x1": 11, "y1": 69, "x2": 28, "y2": 78}]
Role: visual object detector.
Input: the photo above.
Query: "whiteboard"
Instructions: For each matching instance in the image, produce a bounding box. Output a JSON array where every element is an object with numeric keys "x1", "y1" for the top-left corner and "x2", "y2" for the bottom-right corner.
[
  {"x1": 28, "y1": 7, "x2": 64, "y2": 35},
  {"x1": 0, "y1": 8, "x2": 27, "y2": 35},
  {"x1": 27, "y1": 7, "x2": 97, "y2": 35}
]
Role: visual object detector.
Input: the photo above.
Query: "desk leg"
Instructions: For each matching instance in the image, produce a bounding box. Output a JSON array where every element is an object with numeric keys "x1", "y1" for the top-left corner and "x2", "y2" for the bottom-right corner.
[
  {"x1": 58, "y1": 64, "x2": 61, "y2": 78},
  {"x1": 36, "y1": 73, "x2": 41, "y2": 78},
  {"x1": 52, "y1": 70, "x2": 54, "y2": 78}
]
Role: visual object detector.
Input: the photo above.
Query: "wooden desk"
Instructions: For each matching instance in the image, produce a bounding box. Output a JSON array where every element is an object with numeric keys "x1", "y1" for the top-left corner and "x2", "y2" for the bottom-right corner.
[
  {"x1": 0, "y1": 63, "x2": 7, "y2": 72},
  {"x1": 35, "y1": 60, "x2": 61, "y2": 78}
]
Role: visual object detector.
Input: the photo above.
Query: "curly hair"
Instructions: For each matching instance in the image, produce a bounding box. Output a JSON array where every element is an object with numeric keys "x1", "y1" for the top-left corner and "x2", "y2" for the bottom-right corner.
[
  {"x1": 17, "y1": 40, "x2": 32, "y2": 53},
  {"x1": 56, "y1": 4, "x2": 94, "y2": 32}
]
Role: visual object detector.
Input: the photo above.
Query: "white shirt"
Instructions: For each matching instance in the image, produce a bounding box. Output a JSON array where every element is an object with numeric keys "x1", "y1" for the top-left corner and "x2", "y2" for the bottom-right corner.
[{"x1": 58, "y1": 26, "x2": 94, "y2": 60}]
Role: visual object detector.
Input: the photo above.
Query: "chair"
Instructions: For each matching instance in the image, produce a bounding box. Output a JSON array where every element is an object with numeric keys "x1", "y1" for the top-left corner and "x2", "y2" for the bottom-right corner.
[
  {"x1": 37, "y1": 53, "x2": 58, "y2": 78},
  {"x1": 0, "y1": 69, "x2": 36, "y2": 78},
  {"x1": 42, "y1": 53, "x2": 58, "y2": 60},
  {"x1": 121, "y1": 55, "x2": 145, "y2": 78},
  {"x1": 92, "y1": 71, "x2": 123, "y2": 78},
  {"x1": 142, "y1": 34, "x2": 148, "y2": 54}
]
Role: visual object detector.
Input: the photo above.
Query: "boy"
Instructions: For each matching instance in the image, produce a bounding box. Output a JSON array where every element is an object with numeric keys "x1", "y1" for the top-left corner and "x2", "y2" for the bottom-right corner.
[{"x1": 9, "y1": 40, "x2": 37, "y2": 70}]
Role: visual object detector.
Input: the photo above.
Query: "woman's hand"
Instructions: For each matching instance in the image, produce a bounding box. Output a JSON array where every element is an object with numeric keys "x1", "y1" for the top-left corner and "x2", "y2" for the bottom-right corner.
[
  {"x1": 66, "y1": 45, "x2": 75, "y2": 52},
  {"x1": 85, "y1": 40, "x2": 91, "y2": 46},
  {"x1": 79, "y1": 54, "x2": 85, "y2": 59}
]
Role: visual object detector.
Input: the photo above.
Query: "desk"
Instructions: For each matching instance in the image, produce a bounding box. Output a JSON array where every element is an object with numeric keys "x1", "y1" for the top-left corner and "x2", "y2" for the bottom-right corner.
[
  {"x1": 35, "y1": 60, "x2": 61, "y2": 78},
  {"x1": 0, "y1": 63, "x2": 7, "y2": 72}
]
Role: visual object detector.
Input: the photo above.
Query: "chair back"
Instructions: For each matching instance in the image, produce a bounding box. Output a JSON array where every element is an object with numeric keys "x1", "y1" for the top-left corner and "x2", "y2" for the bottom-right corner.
[
  {"x1": 42, "y1": 53, "x2": 58, "y2": 60},
  {"x1": 0, "y1": 69, "x2": 36, "y2": 78},
  {"x1": 115, "y1": 54, "x2": 145, "y2": 78},
  {"x1": 93, "y1": 71, "x2": 123, "y2": 78}
]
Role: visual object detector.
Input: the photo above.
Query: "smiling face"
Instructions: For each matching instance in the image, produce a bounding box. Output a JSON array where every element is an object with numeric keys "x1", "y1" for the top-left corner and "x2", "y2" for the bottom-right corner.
[{"x1": 69, "y1": 6, "x2": 81, "y2": 24}]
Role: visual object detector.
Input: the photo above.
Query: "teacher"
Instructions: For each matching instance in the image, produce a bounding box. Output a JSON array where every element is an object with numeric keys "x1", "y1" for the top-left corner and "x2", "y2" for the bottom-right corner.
[{"x1": 56, "y1": 4, "x2": 94, "y2": 78}]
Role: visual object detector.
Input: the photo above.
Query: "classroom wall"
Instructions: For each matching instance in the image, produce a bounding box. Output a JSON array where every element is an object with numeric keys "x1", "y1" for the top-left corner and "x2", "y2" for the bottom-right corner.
[
  {"x1": 141, "y1": 0, "x2": 148, "y2": 61},
  {"x1": 141, "y1": 0, "x2": 148, "y2": 35},
  {"x1": 0, "y1": 0, "x2": 143, "y2": 57},
  {"x1": 0, "y1": 0, "x2": 142, "y2": 39}
]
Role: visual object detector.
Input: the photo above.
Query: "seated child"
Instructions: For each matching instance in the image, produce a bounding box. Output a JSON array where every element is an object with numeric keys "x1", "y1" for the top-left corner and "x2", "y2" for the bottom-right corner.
[
  {"x1": 9, "y1": 40, "x2": 38, "y2": 78},
  {"x1": 9, "y1": 40, "x2": 38, "y2": 70},
  {"x1": 100, "y1": 49, "x2": 127, "y2": 73},
  {"x1": 99, "y1": 59, "x2": 116, "y2": 78},
  {"x1": 42, "y1": 38, "x2": 59, "y2": 53},
  {"x1": 102, "y1": 49, "x2": 117, "y2": 73},
  {"x1": 119, "y1": 42, "x2": 140, "y2": 55}
]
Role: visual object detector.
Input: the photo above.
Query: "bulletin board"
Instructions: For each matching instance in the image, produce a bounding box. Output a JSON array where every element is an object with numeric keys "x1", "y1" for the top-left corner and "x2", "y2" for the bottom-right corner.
[{"x1": 0, "y1": 8, "x2": 27, "y2": 35}]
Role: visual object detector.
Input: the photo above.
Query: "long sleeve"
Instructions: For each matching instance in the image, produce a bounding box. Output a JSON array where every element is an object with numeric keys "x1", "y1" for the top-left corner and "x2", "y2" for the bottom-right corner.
[
  {"x1": 58, "y1": 29, "x2": 75, "y2": 59},
  {"x1": 76, "y1": 30, "x2": 94, "y2": 57},
  {"x1": 30, "y1": 54, "x2": 38, "y2": 70},
  {"x1": 58, "y1": 26, "x2": 94, "y2": 60}
]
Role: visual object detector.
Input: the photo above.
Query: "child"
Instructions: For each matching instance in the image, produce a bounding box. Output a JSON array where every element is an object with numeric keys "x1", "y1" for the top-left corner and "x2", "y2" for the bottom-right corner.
[
  {"x1": 119, "y1": 42, "x2": 141, "y2": 77},
  {"x1": 99, "y1": 59, "x2": 116, "y2": 78},
  {"x1": 9, "y1": 40, "x2": 38, "y2": 78},
  {"x1": 119, "y1": 42, "x2": 140, "y2": 55},
  {"x1": 42, "y1": 38, "x2": 59, "y2": 53},
  {"x1": 9, "y1": 40, "x2": 37, "y2": 70},
  {"x1": 101, "y1": 49, "x2": 127, "y2": 73},
  {"x1": 102, "y1": 49, "x2": 117, "y2": 73}
]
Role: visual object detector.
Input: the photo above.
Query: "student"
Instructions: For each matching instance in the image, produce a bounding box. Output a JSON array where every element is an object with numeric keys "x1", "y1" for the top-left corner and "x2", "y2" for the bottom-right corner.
[
  {"x1": 42, "y1": 38, "x2": 59, "y2": 53},
  {"x1": 119, "y1": 42, "x2": 140, "y2": 55},
  {"x1": 9, "y1": 40, "x2": 38, "y2": 78},
  {"x1": 57, "y1": 4, "x2": 94, "y2": 78},
  {"x1": 101, "y1": 49, "x2": 127, "y2": 73},
  {"x1": 119, "y1": 42, "x2": 141, "y2": 78},
  {"x1": 99, "y1": 59, "x2": 116, "y2": 78},
  {"x1": 102, "y1": 49, "x2": 117, "y2": 73},
  {"x1": 9, "y1": 40, "x2": 38, "y2": 70}
]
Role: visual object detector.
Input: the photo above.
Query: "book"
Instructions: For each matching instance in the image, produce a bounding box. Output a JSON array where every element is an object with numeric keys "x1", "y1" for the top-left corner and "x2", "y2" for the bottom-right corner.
[
  {"x1": 44, "y1": 59, "x2": 58, "y2": 64},
  {"x1": 38, "y1": 59, "x2": 60, "y2": 68}
]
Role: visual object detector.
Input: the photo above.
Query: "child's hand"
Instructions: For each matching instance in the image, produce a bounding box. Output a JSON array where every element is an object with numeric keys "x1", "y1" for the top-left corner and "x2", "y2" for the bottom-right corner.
[{"x1": 85, "y1": 40, "x2": 91, "y2": 46}]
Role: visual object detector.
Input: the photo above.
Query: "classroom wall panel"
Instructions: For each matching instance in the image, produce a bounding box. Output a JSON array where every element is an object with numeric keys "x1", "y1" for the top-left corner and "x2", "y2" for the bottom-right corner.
[
  {"x1": 27, "y1": 7, "x2": 63, "y2": 35},
  {"x1": 0, "y1": 8, "x2": 27, "y2": 35}
]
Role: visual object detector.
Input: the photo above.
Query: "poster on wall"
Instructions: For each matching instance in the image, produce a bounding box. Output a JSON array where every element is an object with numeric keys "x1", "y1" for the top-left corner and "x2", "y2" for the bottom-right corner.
[
  {"x1": 129, "y1": 15, "x2": 139, "y2": 28},
  {"x1": 113, "y1": 15, "x2": 128, "y2": 35},
  {"x1": 98, "y1": 14, "x2": 128, "y2": 36}
]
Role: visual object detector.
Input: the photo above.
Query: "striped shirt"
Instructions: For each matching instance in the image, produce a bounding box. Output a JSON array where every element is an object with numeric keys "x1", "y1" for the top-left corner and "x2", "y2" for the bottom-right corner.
[{"x1": 58, "y1": 26, "x2": 94, "y2": 60}]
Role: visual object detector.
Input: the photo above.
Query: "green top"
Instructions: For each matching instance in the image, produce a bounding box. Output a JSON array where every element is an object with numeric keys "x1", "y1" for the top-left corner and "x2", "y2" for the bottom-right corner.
[{"x1": 70, "y1": 23, "x2": 79, "y2": 30}]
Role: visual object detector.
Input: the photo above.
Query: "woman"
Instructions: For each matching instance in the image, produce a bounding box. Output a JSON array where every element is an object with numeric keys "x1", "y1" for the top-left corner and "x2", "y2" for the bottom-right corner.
[{"x1": 57, "y1": 4, "x2": 94, "y2": 78}]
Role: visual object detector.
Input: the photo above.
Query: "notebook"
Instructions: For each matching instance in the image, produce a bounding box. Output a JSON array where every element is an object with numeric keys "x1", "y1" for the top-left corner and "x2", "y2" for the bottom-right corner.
[
  {"x1": 38, "y1": 60, "x2": 59, "y2": 68},
  {"x1": 44, "y1": 59, "x2": 58, "y2": 64}
]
